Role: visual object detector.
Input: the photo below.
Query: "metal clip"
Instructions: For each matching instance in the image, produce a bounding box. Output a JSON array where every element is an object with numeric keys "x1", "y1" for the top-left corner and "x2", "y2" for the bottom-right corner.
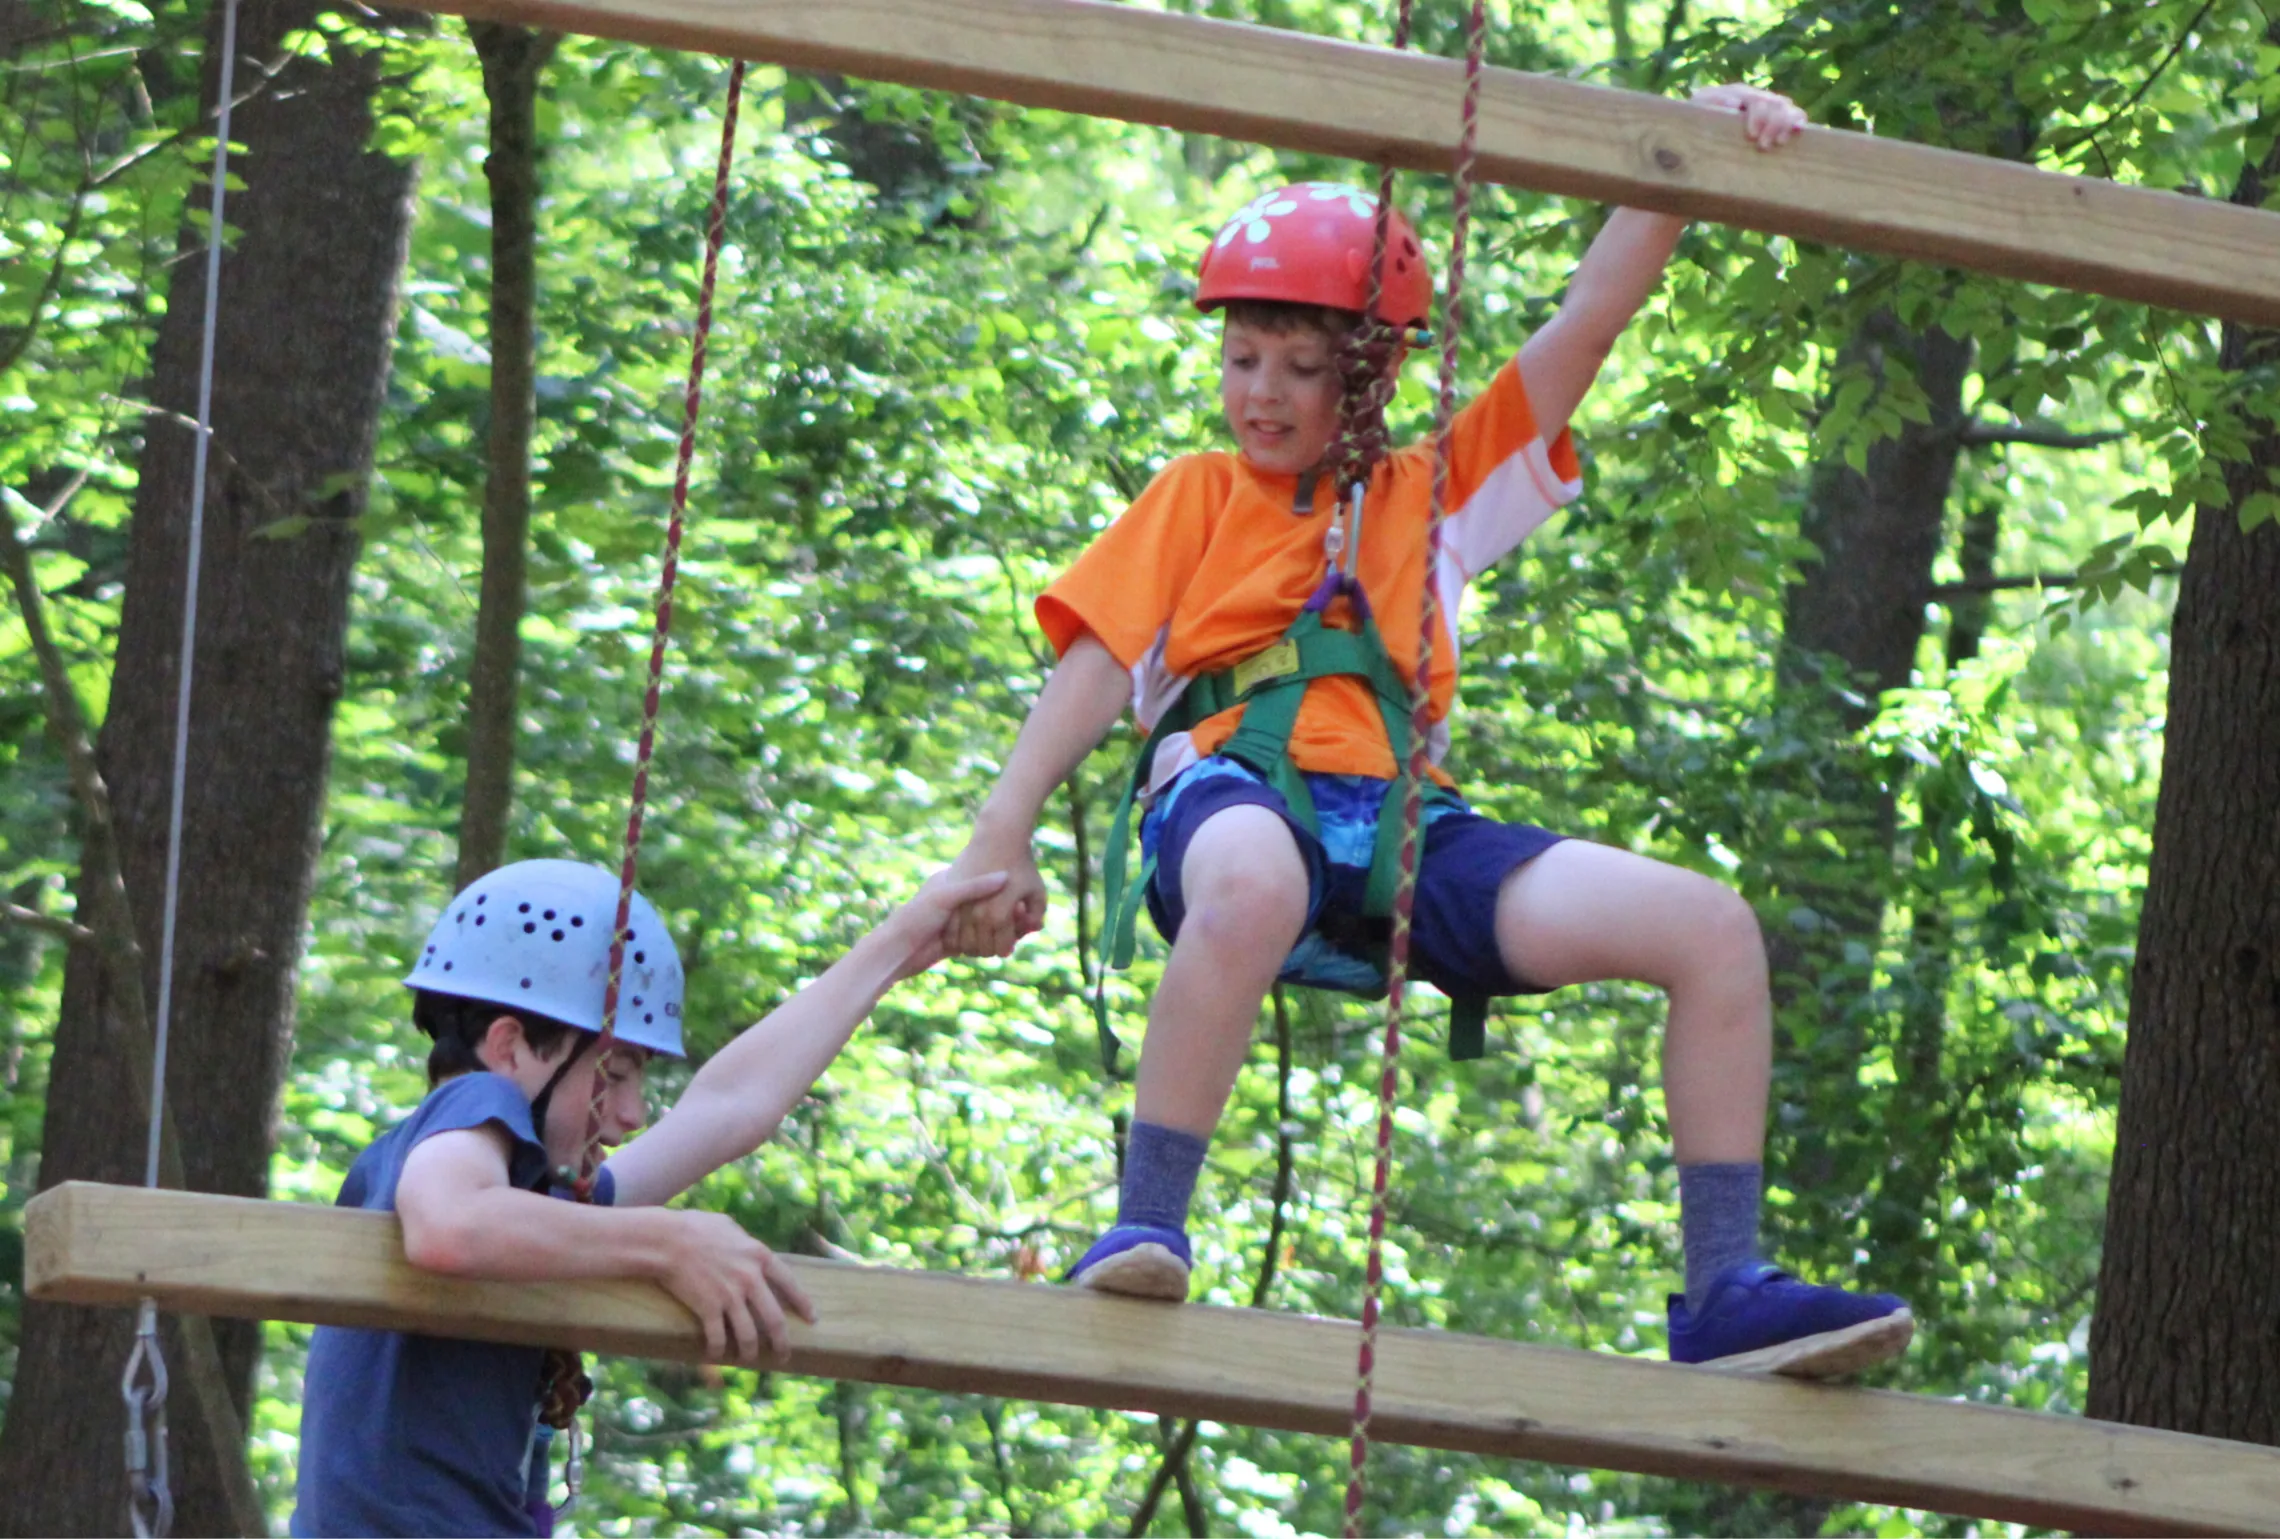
[
  {"x1": 561, "y1": 1414, "x2": 584, "y2": 1519},
  {"x1": 121, "y1": 1299, "x2": 173, "y2": 1539}
]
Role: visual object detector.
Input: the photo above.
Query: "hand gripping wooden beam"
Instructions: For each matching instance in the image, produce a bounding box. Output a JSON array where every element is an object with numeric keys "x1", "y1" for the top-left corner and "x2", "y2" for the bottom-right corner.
[
  {"x1": 27, "y1": 1182, "x2": 2280, "y2": 1535},
  {"x1": 391, "y1": 0, "x2": 2280, "y2": 325}
]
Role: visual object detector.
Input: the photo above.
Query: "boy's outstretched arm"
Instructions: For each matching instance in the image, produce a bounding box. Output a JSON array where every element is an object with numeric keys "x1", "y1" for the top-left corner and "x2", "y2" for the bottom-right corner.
[
  {"x1": 942, "y1": 632, "x2": 1133, "y2": 958},
  {"x1": 602, "y1": 866, "x2": 1008, "y2": 1209},
  {"x1": 1518, "y1": 84, "x2": 1805, "y2": 440}
]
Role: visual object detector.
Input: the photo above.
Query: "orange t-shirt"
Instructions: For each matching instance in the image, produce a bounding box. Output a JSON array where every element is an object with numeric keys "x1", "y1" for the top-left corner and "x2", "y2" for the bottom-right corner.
[{"x1": 1037, "y1": 359, "x2": 1582, "y2": 788}]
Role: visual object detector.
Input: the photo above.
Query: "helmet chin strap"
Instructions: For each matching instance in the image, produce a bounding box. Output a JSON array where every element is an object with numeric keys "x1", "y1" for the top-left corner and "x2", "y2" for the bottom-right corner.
[{"x1": 531, "y1": 1037, "x2": 597, "y2": 1187}]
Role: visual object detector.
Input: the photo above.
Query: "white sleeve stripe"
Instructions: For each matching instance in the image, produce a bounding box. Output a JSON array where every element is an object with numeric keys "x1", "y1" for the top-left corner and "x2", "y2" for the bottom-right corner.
[
  {"x1": 1443, "y1": 435, "x2": 1582, "y2": 581},
  {"x1": 1129, "y1": 624, "x2": 1190, "y2": 734}
]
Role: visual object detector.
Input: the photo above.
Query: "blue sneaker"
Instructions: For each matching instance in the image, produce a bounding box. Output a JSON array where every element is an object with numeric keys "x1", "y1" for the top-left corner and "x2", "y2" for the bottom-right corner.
[
  {"x1": 1067, "y1": 1224, "x2": 1191, "y2": 1301},
  {"x1": 1669, "y1": 1262, "x2": 1913, "y2": 1379}
]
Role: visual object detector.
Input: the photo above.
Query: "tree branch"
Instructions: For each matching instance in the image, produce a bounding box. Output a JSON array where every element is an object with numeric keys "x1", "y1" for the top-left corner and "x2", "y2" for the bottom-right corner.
[
  {"x1": 0, "y1": 180, "x2": 87, "y2": 377},
  {"x1": 1929, "y1": 563, "x2": 2180, "y2": 598},
  {"x1": 0, "y1": 482, "x2": 270, "y2": 1538},
  {"x1": 2043, "y1": 0, "x2": 2221, "y2": 172},
  {"x1": 0, "y1": 900, "x2": 92, "y2": 944},
  {"x1": 1957, "y1": 419, "x2": 2128, "y2": 450}
]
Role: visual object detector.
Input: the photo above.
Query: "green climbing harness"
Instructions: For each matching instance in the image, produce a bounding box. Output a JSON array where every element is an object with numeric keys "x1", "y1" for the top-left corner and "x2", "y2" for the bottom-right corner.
[{"x1": 1093, "y1": 481, "x2": 1489, "y2": 1074}]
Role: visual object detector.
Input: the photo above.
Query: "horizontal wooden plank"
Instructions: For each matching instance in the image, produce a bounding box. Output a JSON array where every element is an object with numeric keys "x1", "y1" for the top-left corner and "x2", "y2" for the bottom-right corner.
[
  {"x1": 27, "y1": 1181, "x2": 2280, "y2": 1533},
  {"x1": 389, "y1": 0, "x2": 2280, "y2": 326}
]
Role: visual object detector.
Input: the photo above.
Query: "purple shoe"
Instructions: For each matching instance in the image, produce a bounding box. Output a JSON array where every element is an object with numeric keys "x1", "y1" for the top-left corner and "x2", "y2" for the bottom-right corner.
[
  {"x1": 1669, "y1": 1262, "x2": 1913, "y2": 1379},
  {"x1": 1067, "y1": 1224, "x2": 1191, "y2": 1301}
]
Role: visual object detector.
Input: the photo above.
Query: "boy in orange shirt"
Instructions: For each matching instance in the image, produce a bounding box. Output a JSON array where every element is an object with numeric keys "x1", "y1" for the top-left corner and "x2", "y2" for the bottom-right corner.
[{"x1": 946, "y1": 86, "x2": 1910, "y2": 1376}]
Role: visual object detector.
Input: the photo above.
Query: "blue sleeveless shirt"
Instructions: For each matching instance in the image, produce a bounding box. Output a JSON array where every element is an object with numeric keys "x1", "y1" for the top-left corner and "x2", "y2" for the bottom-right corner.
[{"x1": 291, "y1": 1073, "x2": 614, "y2": 1537}]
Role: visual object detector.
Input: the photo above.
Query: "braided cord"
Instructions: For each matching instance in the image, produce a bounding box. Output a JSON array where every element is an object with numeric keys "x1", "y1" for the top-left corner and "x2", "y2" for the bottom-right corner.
[
  {"x1": 1324, "y1": 2, "x2": 1418, "y2": 497},
  {"x1": 536, "y1": 62, "x2": 747, "y2": 1474},
  {"x1": 1342, "y1": 3, "x2": 1491, "y2": 1533},
  {"x1": 572, "y1": 59, "x2": 747, "y2": 1198}
]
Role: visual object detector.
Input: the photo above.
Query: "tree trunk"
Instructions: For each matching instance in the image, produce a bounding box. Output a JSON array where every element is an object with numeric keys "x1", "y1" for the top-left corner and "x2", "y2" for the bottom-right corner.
[
  {"x1": 0, "y1": 3, "x2": 417, "y2": 1532},
  {"x1": 2086, "y1": 114, "x2": 2280, "y2": 1446},
  {"x1": 454, "y1": 21, "x2": 558, "y2": 890},
  {"x1": 1762, "y1": 315, "x2": 1971, "y2": 1217},
  {"x1": 1866, "y1": 494, "x2": 2002, "y2": 1279}
]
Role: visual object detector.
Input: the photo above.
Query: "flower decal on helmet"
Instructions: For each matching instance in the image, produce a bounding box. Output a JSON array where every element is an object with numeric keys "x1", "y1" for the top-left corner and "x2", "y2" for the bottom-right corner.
[
  {"x1": 1215, "y1": 188, "x2": 1300, "y2": 248},
  {"x1": 1304, "y1": 182, "x2": 1379, "y2": 220},
  {"x1": 1194, "y1": 180, "x2": 1431, "y2": 325}
]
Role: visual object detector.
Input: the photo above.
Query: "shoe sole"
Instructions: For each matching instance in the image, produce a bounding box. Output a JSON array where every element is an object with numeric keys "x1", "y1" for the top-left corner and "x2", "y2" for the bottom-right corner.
[
  {"x1": 1698, "y1": 1308, "x2": 1915, "y2": 1380},
  {"x1": 1071, "y1": 1242, "x2": 1190, "y2": 1301}
]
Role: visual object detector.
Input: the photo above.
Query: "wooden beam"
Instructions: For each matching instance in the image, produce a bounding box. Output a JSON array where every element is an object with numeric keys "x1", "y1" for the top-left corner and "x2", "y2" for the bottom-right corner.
[
  {"x1": 387, "y1": 0, "x2": 2280, "y2": 326},
  {"x1": 28, "y1": 1181, "x2": 2280, "y2": 1534}
]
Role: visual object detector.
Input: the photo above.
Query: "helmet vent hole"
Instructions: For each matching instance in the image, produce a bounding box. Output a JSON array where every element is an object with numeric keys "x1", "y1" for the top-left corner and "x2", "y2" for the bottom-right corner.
[
  {"x1": 571, "y1": 916, "x2": 585, "y2": 928},
  {"x1": 476, "y1": 895, "x2": 487, "y2": 905},
  {"x1": 543, "y1": 910, "x2": 556, "y2": 921},
  {"x1": 520, "y1": 978, "x2": 532, "y2": 989},
  {"x1": 644, "y1": 1013, "x2": 654, "y2": 1024},
  {"x1": 523, "y1": 922, "x2": 536, "y2": 934},
  {"x1": 632, "y1": 995, "x2": 643, "y2": 1006},
  {"x1": 475, "y1": 915, "x2": 486, "y2": 926},
  {"x1": 552, "y1": 929, "x2": 565, "y2": 941},
  {"x1": 635, "y1": 950, "x2": 646, "y2": 964},
  {"x1": 443, "y1": 961, "x2": 454, "y2": 972},
  {"x1": 519, "y1": 902, "x2": 531, "y2": 913}
]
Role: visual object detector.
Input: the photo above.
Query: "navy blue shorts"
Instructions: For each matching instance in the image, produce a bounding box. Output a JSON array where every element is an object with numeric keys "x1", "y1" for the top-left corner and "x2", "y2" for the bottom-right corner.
[{"x1": 1138, "y1": 757, "x2": 1565, "y2": 998}]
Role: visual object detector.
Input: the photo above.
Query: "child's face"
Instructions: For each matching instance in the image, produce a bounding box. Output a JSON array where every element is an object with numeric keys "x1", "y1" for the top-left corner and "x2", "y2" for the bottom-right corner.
[
  {"x1": 1219, "y1": 317, "x2": 1344, "y2": 476},
  {"x1": 534, "y1": 1037, "x2": 652, "y2": 1171}
]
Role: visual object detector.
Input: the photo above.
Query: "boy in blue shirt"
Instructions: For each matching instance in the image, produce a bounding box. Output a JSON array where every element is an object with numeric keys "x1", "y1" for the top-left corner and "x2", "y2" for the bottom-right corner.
[{"x1": 292, "y1": 857, "x2": 1001, "y2": 1536}]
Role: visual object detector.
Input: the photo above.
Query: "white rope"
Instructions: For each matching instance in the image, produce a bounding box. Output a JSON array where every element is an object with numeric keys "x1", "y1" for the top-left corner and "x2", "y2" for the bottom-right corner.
[
  {"x1": 145, "y1": 0, "x2": 238, "y2": 1195},
  {"x1": 126, "y1": 2, "x2": 240, "y2": 1531}
]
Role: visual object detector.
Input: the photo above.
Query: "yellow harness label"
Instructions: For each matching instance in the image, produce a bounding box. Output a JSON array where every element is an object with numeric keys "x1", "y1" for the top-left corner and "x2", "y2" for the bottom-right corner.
[{"x1": 1233, "y1": 640, "x2": 1300, "y2": 697}]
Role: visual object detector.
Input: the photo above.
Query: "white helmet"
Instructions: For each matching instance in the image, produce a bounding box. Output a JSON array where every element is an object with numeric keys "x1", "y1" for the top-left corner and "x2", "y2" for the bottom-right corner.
[{"x1": 403, "y1": 859, "x2": 686, "y2": 1057}]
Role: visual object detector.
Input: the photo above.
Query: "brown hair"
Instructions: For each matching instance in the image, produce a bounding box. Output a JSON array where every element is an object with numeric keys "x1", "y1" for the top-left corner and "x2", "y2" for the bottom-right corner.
[
  {"x1": 414, "y1": 989, "x2": 579, "y2": 1087},
  {"x1": 1215, "y1": 298, "x2": 1361, "y2": 342}
]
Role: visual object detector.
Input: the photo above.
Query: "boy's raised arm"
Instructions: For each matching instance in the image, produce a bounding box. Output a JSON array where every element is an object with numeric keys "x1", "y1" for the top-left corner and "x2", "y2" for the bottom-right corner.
[
  {"x1": 943, "y1": 632, "x2": 1134, "y2": 958},
  {"x1": 602, "y1": 867, "x2": 1008, "y2": 1210},
  {"x1": 1518, "y1": 84, "x2": 1805, "y2": 441}
]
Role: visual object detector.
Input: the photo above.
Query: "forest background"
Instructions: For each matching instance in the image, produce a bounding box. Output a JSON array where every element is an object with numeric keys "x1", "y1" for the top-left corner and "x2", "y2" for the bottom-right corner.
[{"x1": 3, "y1": 0, "x2": 2278, "y2": 1533}]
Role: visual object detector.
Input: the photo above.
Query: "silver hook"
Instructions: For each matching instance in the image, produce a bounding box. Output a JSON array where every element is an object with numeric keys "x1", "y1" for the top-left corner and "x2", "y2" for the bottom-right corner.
[
  {"x1": 1344, "y1": 482, "x2": 1367, "y2": 578},
  {"x1": 121, "y1": 1300, "x2": 174, "y2": 1539}
]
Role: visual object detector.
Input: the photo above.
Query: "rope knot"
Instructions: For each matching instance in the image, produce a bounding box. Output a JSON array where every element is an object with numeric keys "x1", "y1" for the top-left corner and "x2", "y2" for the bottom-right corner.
[{"x1": 1326, "y1": 316, "x2": 1405, "y2": 495}]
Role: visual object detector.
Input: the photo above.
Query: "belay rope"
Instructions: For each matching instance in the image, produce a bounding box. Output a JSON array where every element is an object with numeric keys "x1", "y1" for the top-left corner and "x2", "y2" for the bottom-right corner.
[
  {"x1": 1340, "y1": 2, "x2": 1492, "y2": 1533},
  {"x1": 126, "y1": 7, "x2": 1474, "y2": 1528},
  {"x1": 110, "y1": 21, "x2": 745, "y2": 1532},
  {"x1": 536, "y1": 56, "x2": 748, "y2": 1519},
  {"x1": 120, "y1": 0, "x2": 244, "y2": 1530}
]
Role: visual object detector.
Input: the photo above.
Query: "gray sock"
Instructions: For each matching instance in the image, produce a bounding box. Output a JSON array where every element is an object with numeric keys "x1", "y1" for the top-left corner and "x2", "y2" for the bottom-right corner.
[
  {"x1": 1678, "y1": 1161, "x2": 1762, "y2": 1314},
  {"x1": 1117, "y1": 1120, "x2": 1208, "y2": 1233}
]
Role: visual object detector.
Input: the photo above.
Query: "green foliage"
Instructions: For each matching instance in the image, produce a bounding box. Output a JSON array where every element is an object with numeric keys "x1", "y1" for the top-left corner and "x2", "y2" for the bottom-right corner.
[{"x1": 6, "y1": 0, "x2": 2278, "y2": 1533}]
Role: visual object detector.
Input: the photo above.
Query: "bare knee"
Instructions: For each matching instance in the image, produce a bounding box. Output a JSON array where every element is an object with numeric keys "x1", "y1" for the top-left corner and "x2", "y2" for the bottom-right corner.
[
  {"x1": 1181, "y1": 858, "x2": 1308, "y2": 956},
  {"x1": 1674, "y1": 880, "x2": 1767, "y2": 997},
  {"x1": 1178, "y1": 808, "x2": 1308, "y2": 957}
]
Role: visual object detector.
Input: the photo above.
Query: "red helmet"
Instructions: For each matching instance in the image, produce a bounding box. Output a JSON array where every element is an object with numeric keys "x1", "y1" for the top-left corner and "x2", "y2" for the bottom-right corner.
[{"x1": 1195, "y1": 182, "x2": 1434, "y2": 328}]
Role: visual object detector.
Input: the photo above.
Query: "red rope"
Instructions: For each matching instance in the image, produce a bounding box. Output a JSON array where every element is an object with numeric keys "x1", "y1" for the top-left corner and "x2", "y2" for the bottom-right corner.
[
  {"x1": 537, "y1": 60, "x2": 747, "y2": 1450},
  {"x1": 1343, "y1": 4, "x2": 1490, "y2": 1533},
  {"x1": 572, "y1": 59, "x2": 748, "y2": 1198}
]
